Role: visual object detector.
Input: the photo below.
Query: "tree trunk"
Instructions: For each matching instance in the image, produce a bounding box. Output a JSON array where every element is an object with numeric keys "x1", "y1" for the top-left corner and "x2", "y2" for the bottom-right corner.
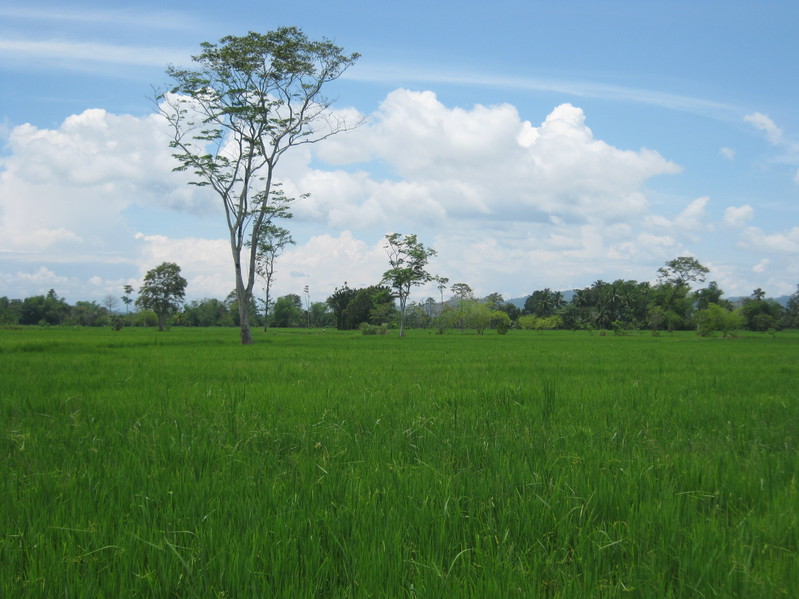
[
  {"x1": 399, "y1": 298, "x2": 406, "y2": 337},
  {"x1": 239, "y1": 300, "x2": 253, "y2": 344},
  {"x1": 234, "y1": 259, "x2": 253, "y2": 345},
  {"x1": 263, "y1": 286, "x2": 271, "y2": 333}
]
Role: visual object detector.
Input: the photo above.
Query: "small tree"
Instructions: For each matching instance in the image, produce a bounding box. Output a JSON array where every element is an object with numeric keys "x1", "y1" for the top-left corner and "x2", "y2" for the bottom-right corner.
[
  {"x1": 381, "y1": 233, "x2": 437, "y2": 337},
  {"x1": 303, "y1": 285, "x2": 311, "y2": 328},
  {"x1": 136, "y1": 262, "x2": 187, "y2": 331},
  {"x1": 159, "y1": 28, "x2": 359, "y2": 345},
  {"x1": 121, "y1": 284, "x2": 135, "y2": 314},
  {"x1": 252, "y1": 218, "x2": 294, "y2": 333},
  {"x1": 102, "y1": 295, "x2": 118, "y2": 313}
]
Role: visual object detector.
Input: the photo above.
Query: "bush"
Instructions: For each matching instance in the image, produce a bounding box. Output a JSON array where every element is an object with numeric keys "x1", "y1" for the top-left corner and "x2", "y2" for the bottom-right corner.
[
  {"x1": 359, "y1": 322, "x2": 387, "y2": 335},
  {"x1": 132, "y1": 310, "x2": 159, "y2": 327},
  {"x1": 696, "y1": 303, "x2": 743, "y2": 338}
]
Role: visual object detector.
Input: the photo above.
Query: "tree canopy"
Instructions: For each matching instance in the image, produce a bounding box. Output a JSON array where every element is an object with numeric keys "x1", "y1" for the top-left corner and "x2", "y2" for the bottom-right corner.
[{"x1": 135, "y1": 262, "x2": 188, "y2": 331}]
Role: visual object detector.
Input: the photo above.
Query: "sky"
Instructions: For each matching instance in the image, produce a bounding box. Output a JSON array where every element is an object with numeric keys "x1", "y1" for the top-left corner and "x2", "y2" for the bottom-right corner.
[{"x1": 1, "y1": 1, "x2": 798, "y2": 306}]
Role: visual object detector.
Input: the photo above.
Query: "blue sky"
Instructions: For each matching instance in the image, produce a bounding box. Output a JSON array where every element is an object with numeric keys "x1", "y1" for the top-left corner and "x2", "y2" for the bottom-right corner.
[{"x1": 1, "y1": 1, "x2": 798, "y2": 305}]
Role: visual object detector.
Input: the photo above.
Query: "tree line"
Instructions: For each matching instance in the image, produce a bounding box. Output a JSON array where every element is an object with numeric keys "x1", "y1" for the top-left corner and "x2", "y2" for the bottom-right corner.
[{"x1": 2, "y1": 256, "x2": 798, "y2": 335}]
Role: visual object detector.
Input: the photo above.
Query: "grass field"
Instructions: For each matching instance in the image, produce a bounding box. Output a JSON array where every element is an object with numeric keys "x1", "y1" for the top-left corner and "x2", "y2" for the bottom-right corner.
[{"x1": 1, "y1": 326, "x2": 797, "y2": 597}]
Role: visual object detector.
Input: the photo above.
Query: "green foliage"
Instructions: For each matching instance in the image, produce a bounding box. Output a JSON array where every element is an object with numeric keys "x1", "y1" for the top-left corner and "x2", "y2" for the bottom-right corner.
[
  {"x1": 18, "y1": 289, "x2": 70, "y2": 325},
  {"x1": 491, "y1": 310, "x2": 512, "y2": 334},
  {"x1": 518, "y1": 314, "x2": 562, "y2": 331},
  {"x1": 740, "y1": 298, "x2": 784, "y2": 332},
  {"x1": 182, "y1": 298, "x2": 233, "y2": 327},
  {"x1": 131, "y1": 309, "x2": 159, "y2": 327},
  {"x1": 523, "y1": 288, "x2": 564, "y2": 317},
  {"x1": 326, "y1": 283, "x2": 357, "y2": 330},
  {"x1": 783, "y1": 285, "x2": 799, "y2": 329},
  {"x1": 337, "y1": 286, "x2": 395, "y2": 330},
  {"x1": 2, "y1": 328, "x2": 797, "y2": 596},
  {"x1": 66, "y1": 300, "x2": 110, "y2": 327},
  {"x1": 571, "y1": 280, "x2": 652, "y2": 330},
  {"x1": 695, "y1": 303, "x2": 744, "y2": 337},
  {"x1": 271, "y1": 294, "x2": 304, "y2": 328},
  {"x1": 358, "y1": 322, "x2": 388, "y2": 335},
  {"x1": 135, "y1": 262, "x2": 187, "y2": 331}
]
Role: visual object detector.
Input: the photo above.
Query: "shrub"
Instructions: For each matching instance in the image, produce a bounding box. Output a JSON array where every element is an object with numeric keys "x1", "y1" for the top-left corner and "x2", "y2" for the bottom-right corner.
[{"x1": 359, "y1": 323, "x2": 387, "y2": 335}]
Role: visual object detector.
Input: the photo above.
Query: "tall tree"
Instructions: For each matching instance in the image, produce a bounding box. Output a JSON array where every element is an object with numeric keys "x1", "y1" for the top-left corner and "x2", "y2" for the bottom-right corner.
[
  {"x1": 435, "y1": 276, "x2": 449, "y2": 315},
  {"x1": 158, "y1": 28, "x2": 359, "y2": 344},
  {"x1": 381, "y1": 233, "x2": 437, "y2": 337},
  {"x1": 136, "y1": 262, "x2": 188, "y2": 331}
]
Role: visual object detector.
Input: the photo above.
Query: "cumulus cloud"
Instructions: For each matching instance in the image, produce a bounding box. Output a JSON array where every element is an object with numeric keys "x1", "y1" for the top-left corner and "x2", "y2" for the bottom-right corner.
[
  {"x1": 0, "y1": 108, "x2": 215, "y2": 261},
  {"x1": 723, "y1": 204, "x2": 754, "y2": 227},
  {"x1": 314, "y1": 91, "x2": 680, "y2": 227}
]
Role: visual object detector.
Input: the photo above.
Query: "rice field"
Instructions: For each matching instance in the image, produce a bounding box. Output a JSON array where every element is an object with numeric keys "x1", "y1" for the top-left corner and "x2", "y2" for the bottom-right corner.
[{"x1": 1, "y1": 326, "x2": 797, "y2": 597}]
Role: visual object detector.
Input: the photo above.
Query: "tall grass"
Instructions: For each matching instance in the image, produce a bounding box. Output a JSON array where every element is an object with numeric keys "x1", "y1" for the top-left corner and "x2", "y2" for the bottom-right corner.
[{"x1": 1, "y1": 327, "x2": 797, "y2": 597}]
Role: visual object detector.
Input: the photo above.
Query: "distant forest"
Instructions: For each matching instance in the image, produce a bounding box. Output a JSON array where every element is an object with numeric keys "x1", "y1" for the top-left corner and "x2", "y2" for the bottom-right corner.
[{"x1": 3, "y1": 265, "x2": 798, "y2": 336}]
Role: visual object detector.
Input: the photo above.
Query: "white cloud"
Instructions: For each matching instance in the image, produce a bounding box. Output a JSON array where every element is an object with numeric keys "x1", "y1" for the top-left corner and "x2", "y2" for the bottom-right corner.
[
  {"x1": 739, "y1": 226, "x2": 799, "y2": 254},
  {"x1": 1, "y1": 265, "x2": 70, "y2": 289},
  {"x1": 674, "y1": 196, "x2": 710, "y2": 235},
  {"x1": 720, "y1": 147, "x2": 735, "y2": 160},
  {"x1": 0, "y1": 109, "x2": 213, "y2": 259},
  {"x1": 315, "y1": 91, "x2": 681, "y2": 227},
  {"x1": 744, "y1": 112, "x2": 783, "y2": 145},
  {"x1": 723, "y1": 204, "x2": 754, "y2": 227},
  {"x1": 0, "y1": 5, "x2": 200, "y2": 29},
  {"x1": 278, "y1": 231, "x2": 387, "y2": 297},
  {"x1": 133, "y1": 233, "x2": 232, "y2": 298},
  {"x1": 0, "y1": 39, "x2": 186, "y2": 68},
  {"x1": 752, "y1": 258, "x2": 770, "y2": 273}
]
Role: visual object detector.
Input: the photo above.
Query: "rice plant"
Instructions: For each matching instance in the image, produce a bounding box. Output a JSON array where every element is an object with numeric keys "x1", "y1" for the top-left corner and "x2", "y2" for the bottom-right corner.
[{"x1": 1, "y1": 327, "x2": 797, "y2": 596}]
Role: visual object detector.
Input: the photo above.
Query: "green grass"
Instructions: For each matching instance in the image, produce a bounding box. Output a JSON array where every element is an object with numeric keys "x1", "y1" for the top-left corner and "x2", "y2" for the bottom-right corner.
[{"x1": 1, "y1": 326, "x2": 797, "y2": 597}]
